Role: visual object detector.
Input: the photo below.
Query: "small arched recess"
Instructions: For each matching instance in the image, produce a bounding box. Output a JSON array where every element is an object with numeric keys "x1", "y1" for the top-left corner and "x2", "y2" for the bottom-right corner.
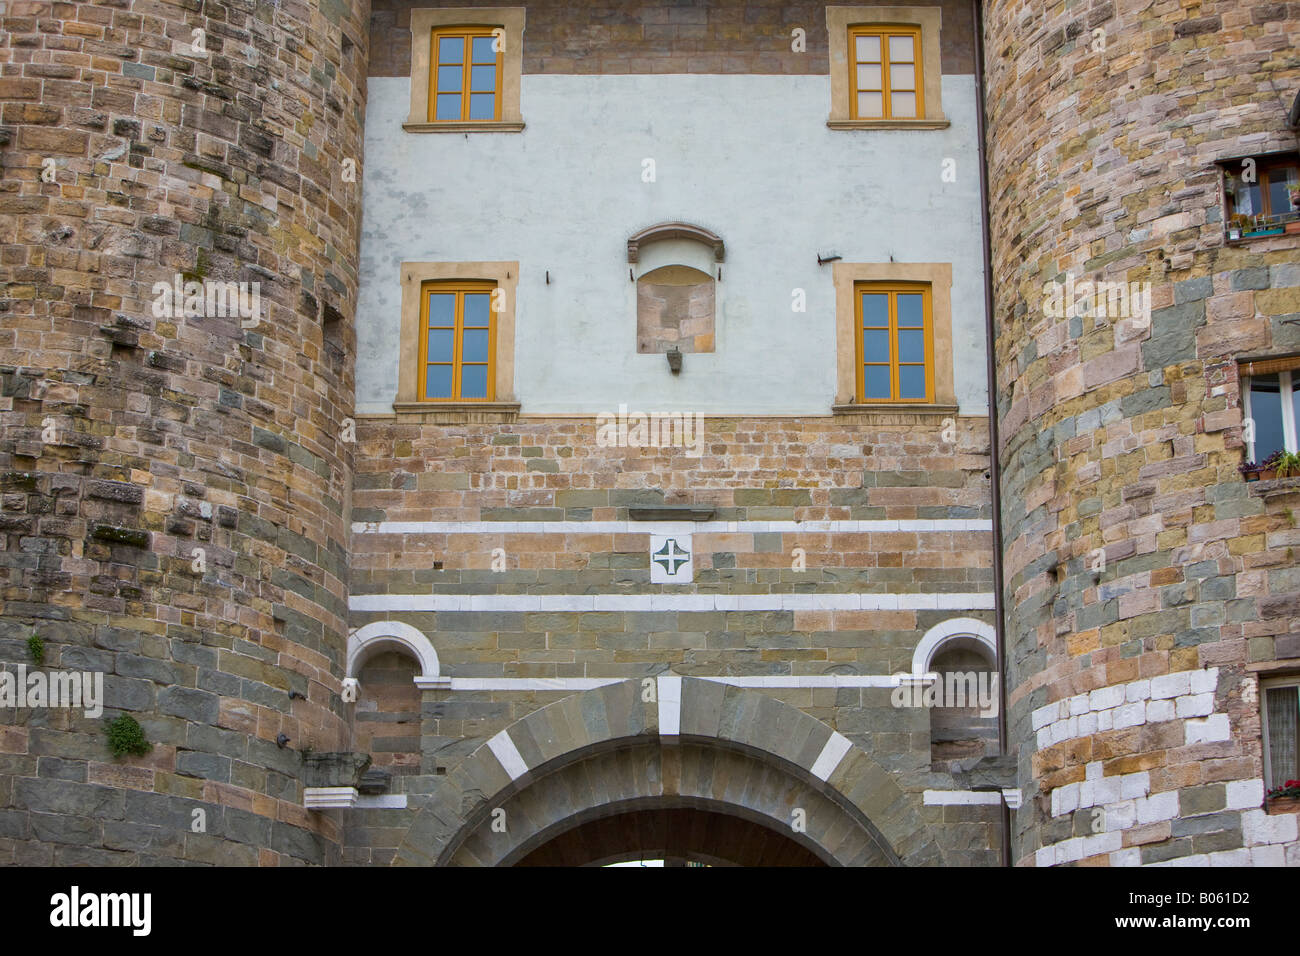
[
  {"x1": 347, "y1": 620, "x2": 444, "y2": 689},
  {"x1": 910, "y1": 617, "x2": 997, "y2": 677}
]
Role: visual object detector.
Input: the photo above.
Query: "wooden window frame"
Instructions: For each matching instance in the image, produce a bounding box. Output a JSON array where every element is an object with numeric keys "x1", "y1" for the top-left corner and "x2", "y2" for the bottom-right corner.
[
  {"x1": 854, "y1": 281, "x2": 934, "y2": 403},
  {"x1": 418, "y1": 280, "x2": 498, "y2": 402},
  {"x1": 1261, "y1": 675, "x2": 1300, "y2": 793},
  {"x1": 428, "y1": 27, "x2": 504, "y2": 124},
  {"x1": 848, "y1": 25, "x2": 924, "y2": 122},
  {"x1": 394, "y1": 261, "x2": 519, "y2": 421},
  {"x1": 826, "y1": 6, "x2": 947, "y2": 130},
  {"x1": 1221, "y1": 151, "x2": 1300, "y2": 241},
  {"x1": 833, "y1": 262, "x2": 956, "y2": 413},
  {"x1": 404, "y1": 8, "x2": 525, "y2": 133}
]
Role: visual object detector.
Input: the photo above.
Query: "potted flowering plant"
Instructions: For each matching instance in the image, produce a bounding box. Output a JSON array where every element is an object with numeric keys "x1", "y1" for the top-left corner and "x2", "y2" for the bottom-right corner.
[
  {"x1": 1265, "y1": 779, "x2": 1300, "y2": 814},
  {"x1": 1268, "y1": 449, "x2": 1300, "y2": 478},
  {"x1": 1249, "y1": 449, "x2": 1300, "y2": 480}
]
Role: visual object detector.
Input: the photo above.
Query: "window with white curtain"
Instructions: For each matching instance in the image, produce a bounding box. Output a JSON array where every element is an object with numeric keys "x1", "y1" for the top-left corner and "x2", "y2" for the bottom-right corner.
[{"x1": 1262, "y1": 678, "x2": 1299, "y2": 792}]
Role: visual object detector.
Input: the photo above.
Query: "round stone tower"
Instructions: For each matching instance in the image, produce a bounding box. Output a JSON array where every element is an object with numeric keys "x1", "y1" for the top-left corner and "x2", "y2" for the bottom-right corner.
[
  {"x1": 0, "y1": 0, "x2": 367, "y2": 864},
  {"x1": 984, "y1": 0, "x2": 1300, "y2": 864}
]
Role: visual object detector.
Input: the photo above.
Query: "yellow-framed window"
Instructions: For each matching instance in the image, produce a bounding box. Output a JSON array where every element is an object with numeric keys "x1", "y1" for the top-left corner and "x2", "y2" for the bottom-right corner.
[
  {"x1": 850, "y1": 25, "x2": 923, "y2": 120},
  {"x1": 430, "y1": 27, "x2": 503, "y2": 122},
  {"x1": 419, "y1": 281, "x2": 497, "y2": 401},
  {"x1": 856, "y1": 282, "x2": 933, "y2": 402}
]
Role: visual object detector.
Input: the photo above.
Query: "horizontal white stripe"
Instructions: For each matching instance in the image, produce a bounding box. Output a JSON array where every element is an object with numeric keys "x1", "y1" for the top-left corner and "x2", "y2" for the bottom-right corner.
[
  {"x1": 425, "y1": 675, "x2": 904, "y2": 691},
  {"x1": 350, "y1": 592, "x2": 996, "y2": 613},
  {"x1": 352, "y1": 519, "x2": 992, "y2": 535},
  {"x1": 354, "y1": 794, "x2": 408, "y2": 809},
  {"x1": 704, "y1": 675, "x2": 901, "y2": 688},
  {"x1": 449, "y1": 677, "x2": 623, "y2": 691},
  {"x1": 922, "y1": 790, "x2": 1004, "y2": 806},
  {"x1": 302, "y1": 787, "x2": 357, "y2": 809}
]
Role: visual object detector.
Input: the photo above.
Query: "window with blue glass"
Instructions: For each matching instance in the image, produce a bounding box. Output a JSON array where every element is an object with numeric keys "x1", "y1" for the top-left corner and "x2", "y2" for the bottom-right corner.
[
  {"x1": 430, "y1": 29, "x2": 502, "y2": 122},
  {"x1": 855, "y1": 283, "x2": 933, "y2": 402},
  {"x1": 419, "y1": 281, "x2": 496, "y2": 401}
]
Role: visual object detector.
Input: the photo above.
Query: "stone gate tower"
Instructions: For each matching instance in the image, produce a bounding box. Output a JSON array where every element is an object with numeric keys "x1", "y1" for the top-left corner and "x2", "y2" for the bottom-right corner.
[
  {"x1": 0, "y1": 0, "x2": 368, "y2": 863},
  {"x1": 984, "y1": 0, "x2": 1300, "y2": 865}
]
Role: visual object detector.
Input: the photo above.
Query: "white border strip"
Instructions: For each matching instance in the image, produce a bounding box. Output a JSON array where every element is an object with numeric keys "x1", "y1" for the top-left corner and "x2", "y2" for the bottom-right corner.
[
  {"x1": 487, "y1": 730, "x2": 530, "y2": 781},
  {"x1": 437, "y1": 676, "x2": 904, "y2": 691},
  {"x1": 350, "y1": 592, "x2": 996, "y2": 613},
  {"x1": 923, "y1": 789, "x2": 1004, "y2": 806},
  {"x1": 449, "y1": 677, "x2": 624, "y2": 691},
  {"x1": 355, "y1": 794, "x2": 409, "y2": 809},
  {"x1": 354, "y1": 519, "x2": 992, "y2": 535}
]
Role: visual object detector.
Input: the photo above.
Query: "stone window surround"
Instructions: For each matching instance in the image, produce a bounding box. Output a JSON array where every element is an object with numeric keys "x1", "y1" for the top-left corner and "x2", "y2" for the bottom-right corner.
[
  {"x1": 826, "y1": 6, "x2": 948, "y2": 130},
  {"x1": 832, "y1": 261, "x2": 957, "y2": 413},
  {"x1": 404, "y1": 7, "x2": 526, "y2": 133},
  {"x1": 394, "y1": 261, "x2": 520, "y2": 421}
]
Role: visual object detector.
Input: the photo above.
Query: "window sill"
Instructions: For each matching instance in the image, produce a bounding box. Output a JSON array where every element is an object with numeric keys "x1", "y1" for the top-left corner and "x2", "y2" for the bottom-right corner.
[
  {"x1": 402, "y1": 121, "x2": 525, "y2": 134},
  {"x1": 1266, "y1": 796, "x2": 1300, "y2": 815},
  {"x1": 1225, "y1": 231, "x2": 1299, "y2": 244},
  {"x1": 832, "y1": 402, "x2": 959, "y2": 422},
  {"x1": 1245, "y1": 475, "x2": 1300, "y2": 497},
  {"x1": 827, "y1": 119, "x2": 950, "y2": 131},
  {"x1": 392, "y1": 401, "x2": 521, "y2": 423}
]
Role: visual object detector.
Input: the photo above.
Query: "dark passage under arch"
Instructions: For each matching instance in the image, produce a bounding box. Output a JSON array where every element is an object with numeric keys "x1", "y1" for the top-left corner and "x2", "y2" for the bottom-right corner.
[{"x1": 514, "y1": 806, "x2": 828, "y2": 867}]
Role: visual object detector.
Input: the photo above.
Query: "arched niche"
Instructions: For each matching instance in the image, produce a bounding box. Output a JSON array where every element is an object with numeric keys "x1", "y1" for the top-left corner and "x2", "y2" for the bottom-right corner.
[
  {"x1": 910, "y1": 617, "x2": 998, "y2": 678},
  {"x1": 911, "y1": 618, "x2": 1000, "y2": 772},
  {"x1": 347, "y1": 620, "x2": 443, "y2": 687},
  {"x1": 628, "y1": 223, "x2": 724, "y2": 355}
]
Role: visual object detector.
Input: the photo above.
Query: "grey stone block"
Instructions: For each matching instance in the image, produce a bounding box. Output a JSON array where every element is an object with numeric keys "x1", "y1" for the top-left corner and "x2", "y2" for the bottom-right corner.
[
  {"x1": 29, "y1": 812, "x2": 100, "y2": 845},
  {"x1": 159, "y1": 686, "x2": 219, "y2": 723},
  {"x1": 102, "y1": 675, "x2": 155, "y2": 711},
  {"x1": 1230, "y1": 267, "x2": 1270, "y2": 291},
  {"x1": 1174, "y1": 276, "x2": 1213, "y2": 303},
  {"x1": 176, "y1": 750, "x2": 231, "y2": 782},
  {"x1": 15, "y1": 778, "x2": 124, "y2": 818}
]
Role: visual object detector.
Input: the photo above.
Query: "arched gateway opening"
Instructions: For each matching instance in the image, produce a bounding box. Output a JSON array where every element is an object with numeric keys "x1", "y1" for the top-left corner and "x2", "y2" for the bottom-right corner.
[
  {"x1": 392, "y1": 678, "x2": 948, "y2": 867},
  {"x1": 515, "y1": 806, "x2": 827, "y2": 867}
]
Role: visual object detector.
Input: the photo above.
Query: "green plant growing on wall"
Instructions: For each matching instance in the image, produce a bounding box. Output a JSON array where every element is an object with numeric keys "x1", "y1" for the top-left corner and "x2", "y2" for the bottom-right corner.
[
  {"x1": 106, "y1": 714, "x2": 152, "y2": 758},
  {"x1": 26, "y1": 630, "x2": 43, "y2": 665}
]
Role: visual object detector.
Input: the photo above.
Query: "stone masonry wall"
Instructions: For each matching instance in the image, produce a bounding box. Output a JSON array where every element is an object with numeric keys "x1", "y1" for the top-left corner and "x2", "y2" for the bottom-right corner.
[
  {"x1": 344, "y1": 413, "x2": 1002, "y2": 865},
  {"x1": 984, "y1": 0, "x2": 1300, "y2": 865},
  {"x1": 0, "y1": 0, "x2": 368, "y2": 864},
  {"x1": 367, "y1": 0, "x2": 976, "y2": 77}
]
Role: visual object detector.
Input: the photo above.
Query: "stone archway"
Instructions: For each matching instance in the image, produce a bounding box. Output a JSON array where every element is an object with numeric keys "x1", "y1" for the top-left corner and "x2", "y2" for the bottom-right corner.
[{"x1": 391, "y1": 678, "x2": 948, "y2": 867}]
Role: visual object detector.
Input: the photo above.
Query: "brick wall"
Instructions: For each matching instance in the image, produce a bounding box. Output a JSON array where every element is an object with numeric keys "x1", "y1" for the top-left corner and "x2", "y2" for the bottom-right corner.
[
  {"x1": 368, "y1": 0, "x2": 975, "y2": 76},
  {"x1": 0, "y1": 0, "x2": 368, "y2": 864},
  {"x1": 985, "y1": 0, "x2": 1300, "y2": 865}
]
